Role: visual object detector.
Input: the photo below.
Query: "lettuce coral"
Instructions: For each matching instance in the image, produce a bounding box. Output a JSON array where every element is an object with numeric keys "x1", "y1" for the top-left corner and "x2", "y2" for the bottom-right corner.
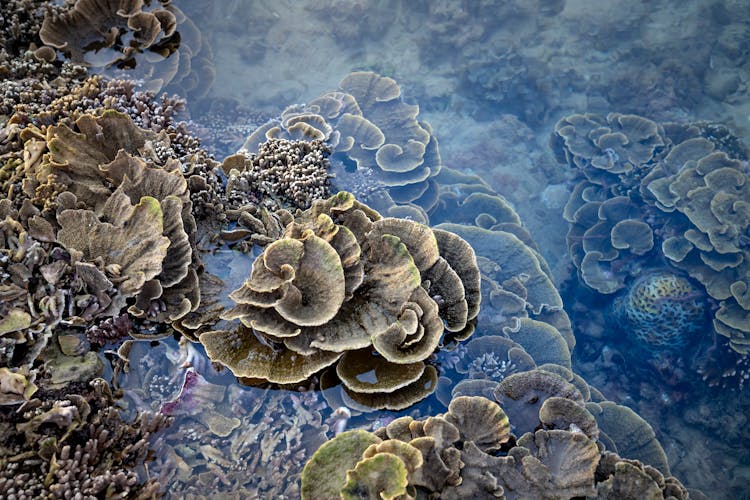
[
  {"x1": 201, "y1": 191, "x2": 480, "y2": 410},
  {"x1": 40, "y1": 0, "x2": 214, "y2": 97},
  {"x1": 553, "y1": 112, "x2": 750, "y2": 363},
  {"x1": 301, "y1": 394, "x2": 690, "y2": 499},
  {"x1": 0, "y1": 107, "x2": 210, "y2": 373},
  {"x1": 242, "y1": 71, "x2": 442, "y2": 217}
]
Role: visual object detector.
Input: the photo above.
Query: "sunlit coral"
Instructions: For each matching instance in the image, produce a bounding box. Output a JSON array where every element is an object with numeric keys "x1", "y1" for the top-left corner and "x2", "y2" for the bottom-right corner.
[
  {"x1": 201, "y1": 191, "x2": 480, "y2": 410},
  {"x1": 301, "y1": 394, "x2": 688, "y2": 499}
]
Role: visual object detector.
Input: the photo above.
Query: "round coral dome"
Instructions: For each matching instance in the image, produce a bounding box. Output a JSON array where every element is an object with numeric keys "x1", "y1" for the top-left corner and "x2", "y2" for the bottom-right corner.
[{"x1": 613, "y1": 272, "x2": 707, "y2": 351}]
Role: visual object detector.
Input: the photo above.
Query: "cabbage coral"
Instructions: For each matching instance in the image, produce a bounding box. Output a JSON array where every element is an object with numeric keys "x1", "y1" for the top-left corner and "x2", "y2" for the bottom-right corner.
[{"x1": 201, "y1": 191, "x2": 480, "y2": 410}]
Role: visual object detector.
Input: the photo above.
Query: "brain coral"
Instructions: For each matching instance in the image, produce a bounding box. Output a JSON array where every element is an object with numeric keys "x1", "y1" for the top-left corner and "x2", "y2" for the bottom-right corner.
[
  {"x1": 242, "y1": 71, "x2": 442, "y2": 217},
  {"x1": 553, "y1": 112, "x2": 750, "y2": 358},
  {"x1": 613, "y1": 272, "x2": 707, "y2": 351},
  {"x1": 201, "y1": 191, "x2": 480, "y2": 410}
]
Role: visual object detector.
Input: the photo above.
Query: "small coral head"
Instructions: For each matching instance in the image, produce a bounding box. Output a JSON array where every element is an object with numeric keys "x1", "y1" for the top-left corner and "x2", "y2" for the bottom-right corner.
[{"x1": 613, "y1": 271, "x2": 707, "y2": 351}]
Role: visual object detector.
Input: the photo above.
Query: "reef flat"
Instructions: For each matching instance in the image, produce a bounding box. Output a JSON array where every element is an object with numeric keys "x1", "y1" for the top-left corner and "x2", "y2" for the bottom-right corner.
[{"x1": 1, "y1": 1, "x2": 749, "y2": 498}]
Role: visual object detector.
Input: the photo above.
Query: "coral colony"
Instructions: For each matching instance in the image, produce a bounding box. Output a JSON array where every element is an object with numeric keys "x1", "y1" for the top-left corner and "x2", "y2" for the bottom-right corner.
[{"x1": 1, "y1": 0, "x2": 749, "y2": 498}]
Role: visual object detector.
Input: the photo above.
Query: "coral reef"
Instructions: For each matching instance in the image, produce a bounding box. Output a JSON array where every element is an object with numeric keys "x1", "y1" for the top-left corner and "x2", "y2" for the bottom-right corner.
[
  {"x1": 222, "y1": 137, "x2": 332, "y2": 210},
  {"x1": 201, "y1": 191, "x2": 480, "y2": 410},
  {"x1": 0, "y1": 1, "x2": 65, "y2": 58},
  {"x1": 304, "y1": 0, "x2": 397, "y2": 45},
  {"x1": 27, "y1": 110, "x2": 199, "y2": 323},
  {"x1": 2, "y1": 2, "x2": 736, "y2": 496},
  {"x1": 115, "y1": 338, "x2": 329, "y2": 498},
  {"x1": 440, "y1": 359, "x2": 672, "y2": 477},
  {"x1": 187, "y1": 97, "x2": 275, "y2": 159},
  {"x1": 301, "y1": 395, "x2": 689, "y2": 499},
  {"x1": 39, "y1": 75, "x2": 187, "y2": 132},
  {"x1": 2, "y1": 69, "x2": 223, "y2": 223},
  {"x1": 243, "y1": 71, "x2": 442, "y2": 216},
  {"x1": 0, "y1": 1, "x2": 88, "y2": 124},
  {"x1": 0, "y1": 100, "x2": 226, "y2": 374},
  {"x1": 40, "y1": 0, "x2": 215, "y2": 97},
  {"x1": 436, "y1": 219, "x2": 575, "y2": 350},
  {"x1": 0, "y1": 378, "x2": 171, "y2": 498},
  {"x1": 553, "y1": 112, "x2": 750, "y2": 375}
]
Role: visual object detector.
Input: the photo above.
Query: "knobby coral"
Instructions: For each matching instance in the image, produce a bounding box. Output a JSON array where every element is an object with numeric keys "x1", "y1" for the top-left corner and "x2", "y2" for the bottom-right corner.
[
  {"x1": 242, "y1": 71, "x2": 442, "y2": 216},
  {"x1": 201, "y1": 191, "x2": 480, "y2": 410},
  {"x1": 612, "y1": 271, "x2": 707, "y2": 351},
  {"x1": 222, "y1": 137, "x2": 332, "y2": 210}
]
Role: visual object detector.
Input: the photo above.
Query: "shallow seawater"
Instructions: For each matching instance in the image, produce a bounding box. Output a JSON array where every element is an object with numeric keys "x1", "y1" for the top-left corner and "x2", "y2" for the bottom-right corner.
[{"x1": 119, "y1": 1, "x2": 750, "y2": 498}]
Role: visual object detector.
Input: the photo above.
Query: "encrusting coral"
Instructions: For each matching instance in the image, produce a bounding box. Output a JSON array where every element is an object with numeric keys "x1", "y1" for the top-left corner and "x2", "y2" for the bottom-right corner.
[
  {"x1": 301, "y1": 395, "x2": 689, "y2": 499},
  {"x1": 201, "y1": 191, "x2": 480, "y2": 410}
]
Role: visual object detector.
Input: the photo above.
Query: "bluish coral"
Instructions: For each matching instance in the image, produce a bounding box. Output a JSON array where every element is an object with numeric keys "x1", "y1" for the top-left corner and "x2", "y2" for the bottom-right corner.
[{"x1": 613, "y1": 272, "x2": 707, "y2": 351}]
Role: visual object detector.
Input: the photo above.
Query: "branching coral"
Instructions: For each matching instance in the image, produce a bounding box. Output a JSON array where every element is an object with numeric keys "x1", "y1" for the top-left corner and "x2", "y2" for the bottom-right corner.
[
  {"x1": 0, "y1": 378, "x2": 171, "y2": 498},
  {"x1": 243, "y1": 71, "x2": 442, "y2": 216},
  {"x1": 222, "y1": 137, "x2": 332, "y2": 210},
  {"x1": 115, "y1": 338, "x2": 329, "y2": 498},
  {"x1": 201, "y1": 191, "x2": 480, "y2": 410}
]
